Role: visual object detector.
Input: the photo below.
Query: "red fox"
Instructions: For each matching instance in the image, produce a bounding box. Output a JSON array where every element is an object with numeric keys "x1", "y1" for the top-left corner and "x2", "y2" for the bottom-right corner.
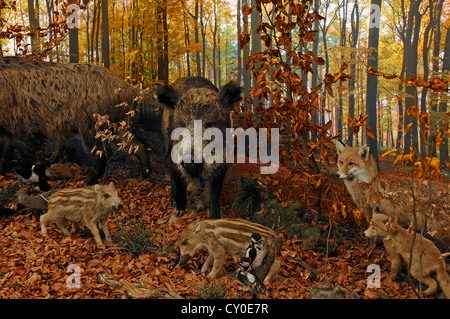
[
  {"x1": 365, "y1": 213, "x2": 450, "y2": 298},
  {"x1": 335, "y1": 141, "x2": 450, "y2": 246}
]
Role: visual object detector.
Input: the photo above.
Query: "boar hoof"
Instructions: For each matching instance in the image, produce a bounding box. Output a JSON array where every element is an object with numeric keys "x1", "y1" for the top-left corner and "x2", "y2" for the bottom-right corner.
[{"x1": 176, "y1": 210, "x2": 186, "y2": 217}]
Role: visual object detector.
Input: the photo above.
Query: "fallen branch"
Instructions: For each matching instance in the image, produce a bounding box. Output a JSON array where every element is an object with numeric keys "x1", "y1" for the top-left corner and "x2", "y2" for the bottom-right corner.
[
  {"x1": 98, "y1": 273, "x2": 184, "y2": 299},
  {"x1": 287, "y1": 256, "x2": 321, "y2": 277}
]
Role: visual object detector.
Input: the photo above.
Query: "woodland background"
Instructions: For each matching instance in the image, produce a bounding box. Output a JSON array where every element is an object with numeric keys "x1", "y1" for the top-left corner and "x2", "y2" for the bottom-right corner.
[{"x1": 0, "y1": 0, "x2": 449, "y2": 299}]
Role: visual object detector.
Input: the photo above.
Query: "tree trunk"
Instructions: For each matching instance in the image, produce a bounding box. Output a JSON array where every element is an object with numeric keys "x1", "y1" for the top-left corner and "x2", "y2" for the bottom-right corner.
[
  {"x1": 237, "y1": 0, "x2": 242, "y2": 86},
  {"x1": 250, "y1": 0, "x2": 261, "y2": 111},
  {"x1": 439, "y1": 26, "x2": 449, "y2": 164},
  {"x1": 101, "y1": 0, "x2": 109, "y2": 68},
  {"x1": 365, "y1": 0, "x2": 381, "y2": 164},
  {"x1": 403, "y1": 0, "x2": 422, "y2": 157},
  {"x1": 28, "y1": 0, "x2": 39, "y2": 54},
  {"x1": 69, "y1": 0, "x2": 79, "y2": 63},
  {"x1": 348, "y1": 0, "x2": 359, "y2": 146}
]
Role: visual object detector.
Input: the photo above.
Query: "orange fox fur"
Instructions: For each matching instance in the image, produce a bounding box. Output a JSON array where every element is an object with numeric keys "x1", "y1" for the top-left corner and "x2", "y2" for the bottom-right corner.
[
  {"x1": 335, "y1": 141, "x2": 450, "y2": 246},
  {"x1": 365, "y1": 213, "x2": 450, "y2": 298}
]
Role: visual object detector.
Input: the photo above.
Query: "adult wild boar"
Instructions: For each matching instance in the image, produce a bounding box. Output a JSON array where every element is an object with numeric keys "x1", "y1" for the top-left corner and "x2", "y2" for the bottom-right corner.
[
  {"x1": 0, "y1": 56, "x2": 153, "y2": 184},
  {"x1": 154, "y1": 76, "x2": 241, "y2": 219}
]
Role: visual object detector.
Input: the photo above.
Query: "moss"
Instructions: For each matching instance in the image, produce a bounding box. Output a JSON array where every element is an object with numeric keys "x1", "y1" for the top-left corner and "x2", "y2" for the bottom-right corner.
[{"x1": 251, "y1": 199, "x2": 306, "y2": 230}]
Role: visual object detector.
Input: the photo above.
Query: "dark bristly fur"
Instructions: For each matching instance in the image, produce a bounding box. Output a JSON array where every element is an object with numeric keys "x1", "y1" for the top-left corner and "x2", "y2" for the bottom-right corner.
[
  {"x1": 0, "y1": 56, "x2": 152, "y2": 184},
  {"x1": 155, "y1": 76, "x2": 242, "y2": 219}
]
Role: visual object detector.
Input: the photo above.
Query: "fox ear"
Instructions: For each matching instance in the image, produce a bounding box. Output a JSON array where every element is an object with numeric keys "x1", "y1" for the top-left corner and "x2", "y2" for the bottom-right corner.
[
  {"x1": 153, "y1": 83, "x2": 180, "y2": 109},
  {"x1": 334, "y1": 140, "x2": 345, "y2": 155},
  {"x1": 359, "y1": 145, "x2": 370, "y2": 160}
]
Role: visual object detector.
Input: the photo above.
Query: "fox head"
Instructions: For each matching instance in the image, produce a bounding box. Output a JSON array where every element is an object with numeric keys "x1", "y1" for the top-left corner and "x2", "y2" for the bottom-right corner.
[
  {"x1": 335, "y1": 141, "x2": 377, "y2": 183},
  {"x1": 364, "y1": 213, "x2": 393, "y2": 238}
]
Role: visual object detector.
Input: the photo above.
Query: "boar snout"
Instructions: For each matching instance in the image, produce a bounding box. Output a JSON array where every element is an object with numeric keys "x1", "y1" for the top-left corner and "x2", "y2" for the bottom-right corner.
[
  {"x1": 181, "y1": 156, "x2": 204, "y2": 176},
  {"x1": 179, "y1": 254, "x2": 192, "y2": 265}
]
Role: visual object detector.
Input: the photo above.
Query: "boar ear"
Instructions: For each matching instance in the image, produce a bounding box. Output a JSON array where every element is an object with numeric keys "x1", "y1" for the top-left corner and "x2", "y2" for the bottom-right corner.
[
  {"x1": 334, "y1": 140, "x2": 345, "y2": 155},
  {"x1": 218, "y1": 81, "x2": 242, "y2": 110},
  {"x1": 94, "y1": 184, "x2": 100, "y2": 193},
  {"x1": 358, "y1": 145, "x2": 370, "y2": 160},
  {"x1": 153, "y1": 83, "x2": 180, "y2": 109}
]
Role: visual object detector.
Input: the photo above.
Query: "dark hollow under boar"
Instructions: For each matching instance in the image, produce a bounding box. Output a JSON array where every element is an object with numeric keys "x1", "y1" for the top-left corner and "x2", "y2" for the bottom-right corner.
[
  {"x1": 154, "y1": 76, "x2": 241, "y2": 219},
  {"x1": 0, "y1": 56, "x2": 152, "y2": 184}
]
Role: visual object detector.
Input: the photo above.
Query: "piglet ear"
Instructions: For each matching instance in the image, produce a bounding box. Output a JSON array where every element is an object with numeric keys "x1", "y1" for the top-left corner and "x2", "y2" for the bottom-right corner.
[
  {"x1": 218, "y1": 81, "x2": 242, "y2": 111},
  {"x1": 94, "y1": 184, "x2": 100, "y2": 193},
  {"x1": 153, "y1": 83, "x2": 180, "y2": 109},
  {"x1": 109, "y1": 182, "x2": 114, "y2": 187}
]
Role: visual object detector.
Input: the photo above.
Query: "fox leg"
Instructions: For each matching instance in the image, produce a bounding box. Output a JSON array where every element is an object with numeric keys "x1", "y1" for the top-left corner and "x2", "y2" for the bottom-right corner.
[
  {"x1": 420, "y1": 276, "x2": 438, "y2": 296},
  {"x1": 389, "y1": 254, "x2": 403, "y2": 279}
]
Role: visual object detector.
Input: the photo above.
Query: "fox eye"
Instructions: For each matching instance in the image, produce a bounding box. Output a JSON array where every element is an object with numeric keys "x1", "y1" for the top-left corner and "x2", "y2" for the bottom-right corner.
[
  {"x1": 348, "y1": 162, "x2": 354, "y2": 166},
  {"x1": 104, "y1": 194, "x2": 110, "y2": 199},
  {"x1": 339, "y1": 161, "x2": 343, "y2": 165}
]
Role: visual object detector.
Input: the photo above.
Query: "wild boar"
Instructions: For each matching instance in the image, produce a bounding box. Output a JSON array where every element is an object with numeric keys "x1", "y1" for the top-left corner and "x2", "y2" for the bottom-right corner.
[
  {"x1": 0, "y1": 56, "x2": 154, "y2": 184},
  {"x1": 178, "y1": 218, "x2": 282, "y2": 282},
  {"x1": 154, "y1": 76, "x2": 241, "y2": 219},
  {"x1": 40, "y1": 182, "x2": 122, "y2": 245}
]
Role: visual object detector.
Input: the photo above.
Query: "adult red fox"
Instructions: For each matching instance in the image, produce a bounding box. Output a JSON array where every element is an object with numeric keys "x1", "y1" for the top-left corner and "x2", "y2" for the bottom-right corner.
[{"x1": 335, "y1": 141, "x2": 450, "y2": 246}]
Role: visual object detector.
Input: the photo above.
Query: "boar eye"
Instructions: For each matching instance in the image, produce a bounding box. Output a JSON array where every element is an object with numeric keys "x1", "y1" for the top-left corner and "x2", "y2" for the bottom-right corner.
[
  {"x1": 104, "y1": 194, "x2": 110, "y2": 199},
  {"x1": 181, "y1": 239, "x2": 189, "y2": 246},
  {"x1": 178, "y1": 121, "x2": 186, "y2": 128},
  {"x1": 348, "y1": 162, "x2": 354, "y2": 166}
]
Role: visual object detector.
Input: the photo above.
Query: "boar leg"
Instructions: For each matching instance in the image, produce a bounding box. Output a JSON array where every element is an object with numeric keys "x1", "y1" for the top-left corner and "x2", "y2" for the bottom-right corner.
[
  {"x1": 208, "y1": 248, "x2": 227, "y2": 278},
  {"x1": 99, "y1": 216, "x2": 112, "y2": 242},
  {"x1": 201, "y1": 254, "x2": 214, "y2": 273},
  {"x1": 0, "y1": 136, "x2": 12, "y2": 175},
  {"x1": 81, "y1": 130, "x2": 110, "y2": 185},
  {"x1": 172, "y1": 169, "x2": 187, "y2": 217},
  {"x1": 206, "y1": 169, "x2": 226, "y2": 219},
  {"x1": 55, "y1": 218, "x2": 71, "y2": 237},
  {"x1": 85, "y1": 220, "x2": 103, "y2": 245},
  {"x1": 130, "y1": 132, "x2": 152, "y2": 178}
]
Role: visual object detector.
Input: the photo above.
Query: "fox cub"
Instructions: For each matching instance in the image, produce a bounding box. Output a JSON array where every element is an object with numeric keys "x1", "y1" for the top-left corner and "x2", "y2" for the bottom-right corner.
[
  {"x1": 40, "y1": 182, "x2": 122, "y2": 245},
  {"x1": 335, "y1": 141, "x2": 450, "y2": 246},
  {"x1": 365, "y1": 213, "x2": 450, "y2": 298}
]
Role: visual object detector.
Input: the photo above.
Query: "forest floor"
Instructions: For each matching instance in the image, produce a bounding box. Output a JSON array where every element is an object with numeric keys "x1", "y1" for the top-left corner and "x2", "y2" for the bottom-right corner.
[{"x1": 0, "y1": 152, "x2": 448, "y2": 299}]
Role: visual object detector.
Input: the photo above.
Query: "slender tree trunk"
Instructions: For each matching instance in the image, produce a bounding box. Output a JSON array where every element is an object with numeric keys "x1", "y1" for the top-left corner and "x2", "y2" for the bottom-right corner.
[
  {"x1": 403, "y1": 0, "x2": 422, "y2": 156},
  {"x1": 348, "y1": 0, "x2": 359, "y2": 146},
  {"x1": 237, "y1": 0, "x2": 242, "y2": 86},
  {"x1": 366, "y1": 0, "x2": 381, "y2": 164},
  {"x1": 439, "y1": 26, "x2": 449, "y2": 164},
  {"x1": 101, "y1": 0, "x2": 109, "y2": 68}
]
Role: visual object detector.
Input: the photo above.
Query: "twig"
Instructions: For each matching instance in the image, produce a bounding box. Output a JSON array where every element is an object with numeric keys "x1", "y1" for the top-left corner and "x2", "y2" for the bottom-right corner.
[{"x1": 287, "y1": 256, "x2": 320, "y2": 277}]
